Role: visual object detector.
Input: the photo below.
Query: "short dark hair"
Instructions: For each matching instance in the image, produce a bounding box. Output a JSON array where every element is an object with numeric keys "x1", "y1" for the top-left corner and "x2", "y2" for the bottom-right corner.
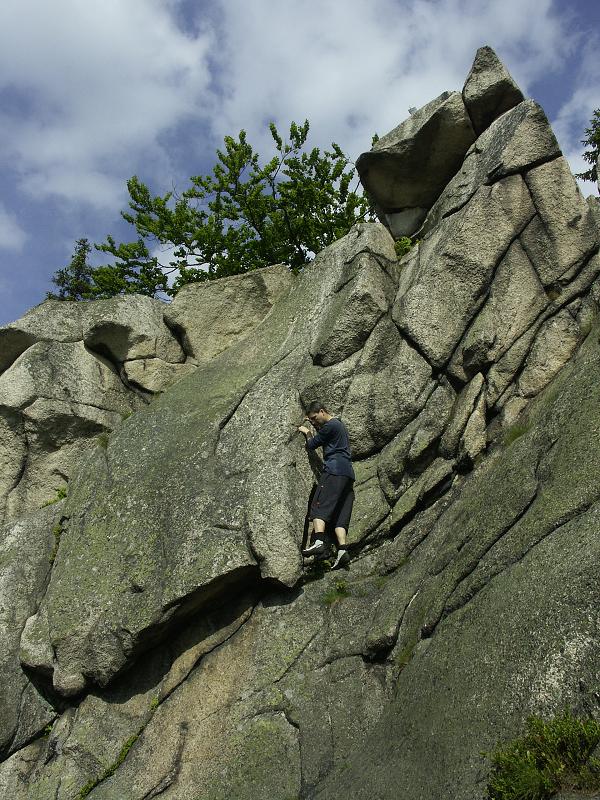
[{"x1": 306, "y1": 400, "x2": 327, "y2": 415}]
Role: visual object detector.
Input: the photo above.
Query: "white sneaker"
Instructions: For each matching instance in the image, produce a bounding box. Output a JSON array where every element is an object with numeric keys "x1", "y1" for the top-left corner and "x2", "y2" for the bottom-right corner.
[
  {"x1": 302, "y1": 539, "x2": 326, "y2": 557},
  {"x1": 331, "y1": 549, "x2": 350, "y2": 570}
]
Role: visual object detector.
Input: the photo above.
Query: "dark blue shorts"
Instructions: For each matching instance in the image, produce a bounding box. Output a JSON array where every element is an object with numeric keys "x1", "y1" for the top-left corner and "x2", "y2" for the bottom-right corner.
[{"x1": 309, "y1": 473, "x2": 354, "y2": 530}]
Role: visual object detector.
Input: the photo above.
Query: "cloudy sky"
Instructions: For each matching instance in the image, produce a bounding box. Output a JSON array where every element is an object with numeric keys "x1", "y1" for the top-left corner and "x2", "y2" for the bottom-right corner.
[{"x1": 0, "y1": 0, "x2": 598, "y2": 326}]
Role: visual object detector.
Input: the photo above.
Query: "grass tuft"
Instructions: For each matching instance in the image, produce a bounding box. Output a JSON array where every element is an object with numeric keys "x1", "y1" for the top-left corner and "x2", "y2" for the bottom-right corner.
[
  {"x1": 322, "y1": 579, "x2": 350, "y2": 606},
  {"x1": 487, "y1": 712, "x2": 600, "y2": 800}
]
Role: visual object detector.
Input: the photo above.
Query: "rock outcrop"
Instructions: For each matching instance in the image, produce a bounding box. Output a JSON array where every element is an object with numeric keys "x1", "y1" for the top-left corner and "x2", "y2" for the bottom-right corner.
[{"x1": 1, "y1": 46, "x2": 600, "y2": 800}]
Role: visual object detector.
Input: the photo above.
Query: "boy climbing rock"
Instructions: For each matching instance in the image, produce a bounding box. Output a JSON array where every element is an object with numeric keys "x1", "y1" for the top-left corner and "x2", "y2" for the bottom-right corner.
[{"x1": 298, "y1": 400, "x2": 355, "y2": 569}]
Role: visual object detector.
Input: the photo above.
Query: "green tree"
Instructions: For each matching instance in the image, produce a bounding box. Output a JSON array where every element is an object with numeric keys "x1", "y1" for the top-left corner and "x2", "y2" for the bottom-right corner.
[
  {"x1": 47, "y1": 238, "x2": 96, "y2": 300},
  {"x1": 576, "y1": 108, "x2": 600, "y2": 183},
  {"x1": 50, "y1": 121, "x2": 374, "y2": 301}
]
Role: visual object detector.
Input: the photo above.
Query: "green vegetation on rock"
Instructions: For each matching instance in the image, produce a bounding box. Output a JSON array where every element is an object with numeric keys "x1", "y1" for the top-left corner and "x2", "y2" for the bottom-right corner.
[
  {"x1": 49, "y1": 120, "x2": 375, "y2": 300},
  {"x1": 322, "y1": 578, "x2": 351, "y2": 605},
  {"x1": 41, "y1": 486, "x2": 67, "y2": 507},
  {"x1": 77, "y1": 728, "x2": 143, "y2": 798},
  {"x1": 487, "y1": 712, "x2": 600, "y2": 800},
  {"x1": 394, "y1": 236, "x2": 417, "y2": 259},
  {"x1": 503, "y1": 422, "x2": 531, "y2": 447}
]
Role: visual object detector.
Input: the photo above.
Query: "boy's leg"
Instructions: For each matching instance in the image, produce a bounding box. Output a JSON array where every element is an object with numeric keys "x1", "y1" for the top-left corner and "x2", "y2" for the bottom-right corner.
[{"x1": 330, "y1": 483, "x2": 354, "y2": 569}]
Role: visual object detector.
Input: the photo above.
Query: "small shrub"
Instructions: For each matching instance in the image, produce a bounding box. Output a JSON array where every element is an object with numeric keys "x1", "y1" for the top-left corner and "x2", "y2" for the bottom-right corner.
[
  {"x1": 487, "y1": 712, "x2": 600, "y2": 800},
  {"x1": 503, "y1": 423, "x2": 530, "y2": 447},
  {"x1": 41, "y1": 486, "x2": 67, "y2": 507},
  {"x1": 395, "y1": 236, "x2": 414, "y2": 259},
  {"x1": 322, "y1": 579, "x2": 350, "y2": 606}
]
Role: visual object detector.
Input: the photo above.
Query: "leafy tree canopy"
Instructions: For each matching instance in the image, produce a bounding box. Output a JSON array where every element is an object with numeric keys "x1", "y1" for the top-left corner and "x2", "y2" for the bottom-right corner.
[
  {"x1": 48, "y1": 121, "x2": 375, "y2": 300},
  {"x1": 576, "y1": 108, "x2": 600, "y2": 184}
]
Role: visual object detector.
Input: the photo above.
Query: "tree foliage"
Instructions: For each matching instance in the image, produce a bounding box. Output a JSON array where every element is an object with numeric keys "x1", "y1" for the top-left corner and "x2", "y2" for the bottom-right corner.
[
  {"x1": 48, "y1": 121, "x2": 374, "y2": 300},
  {"x1": 46, "y1": 238, "x2": 96, "y2": 301},
  {"x1": 576, "y1": 108, "x2": 600, "y2": 184}
]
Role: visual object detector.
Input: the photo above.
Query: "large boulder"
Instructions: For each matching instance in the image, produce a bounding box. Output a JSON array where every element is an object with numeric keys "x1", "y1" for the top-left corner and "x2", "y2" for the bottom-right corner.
[
  {"x1": 462, "y1": 45, "x2": 525, "y2": 135},
  {"x1": 164, "y1": 263, "x2": 295, "y2": 364},
  {"x1": 422, "y1": 99, "x2": 561, "y2": 235},
  {"x1": 356, "y1": 91, "x2": 476, "y2": 235}
]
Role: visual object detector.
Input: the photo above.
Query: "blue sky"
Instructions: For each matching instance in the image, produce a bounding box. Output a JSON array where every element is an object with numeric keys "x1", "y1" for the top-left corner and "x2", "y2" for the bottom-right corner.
[{"x1": 0, "y1": 0, "x2": 598, "y2": 326}]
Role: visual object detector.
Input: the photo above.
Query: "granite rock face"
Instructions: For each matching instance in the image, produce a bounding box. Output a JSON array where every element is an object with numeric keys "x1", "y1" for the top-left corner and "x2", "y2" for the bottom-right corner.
[
  {"x1": 0, "y1": 269, "x2": 294, "y2": 526},
  {"x1": 2, "y1": 46, "x2": 600, "y2": 800},
  {"x1": 462, "y1": 44, "x2": 525, "y2": 134}
]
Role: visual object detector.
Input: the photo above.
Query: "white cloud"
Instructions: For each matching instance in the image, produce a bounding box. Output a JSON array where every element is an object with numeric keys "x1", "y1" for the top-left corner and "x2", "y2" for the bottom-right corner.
[
  {"x1": 0, "y1": 204, "x2": 27, "y2": 251},
  {"x1": 208, "y1": 0, "x2": 575, "y2": 161},
  {"x1": 0, "y1": 0, "x2": 215, "y2": 207},
  {"x1": 551, "y1": 39, "x2": 599, "y2": 196},
  {"x1": 0, "y1": 0, "x2": 593, "y2": 221}
]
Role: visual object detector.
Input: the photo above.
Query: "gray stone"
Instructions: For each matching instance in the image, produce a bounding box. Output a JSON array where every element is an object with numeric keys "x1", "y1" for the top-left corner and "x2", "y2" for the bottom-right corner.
[
  {"x1": 0, "y1": 341, "x2": 140, "y2": 521},
  {"x1": 378, "y1": 380, "x2": 456, "y2": 504},
  {"x1": 462, "y1": 45, "x2": 525, "y2": 135},
  {"x1": 342, "y1": 317, "x2": 433, "y2": 457},
  {"x1": 82, "y1": 294, "x2": 184, "y2": 364},
  {"x1": 518, "y1": 309, "x2": 581, "y2": 397},
  {"x1": 0, "y1": 300, "x2": 83, "y2": 374},
  {"x1": 164, "y1": 263, "x2": 295, "y2": 364},
  {"x1": 310, "y1": 251, "x2": 396, "y2": 366},
  {"x1": 123, "y1": 358, "x2": 196, "y2": 394},
  {"x1": 440, "y1": 373, "x2": 485, "y2": 457},
  {"x1": 386, "y1": 207, "x2": 428, "y2": 238},
  {"x1": 522, "y1": 157, "x2": 600, "y2": 285},
  {"x1": 423, "y1": 100, "x2": 560, "y2": 235},
  {"x1": 449, "y1": 239, "x2": 547, "y2": 381},
  {"x1": 0, "y1": 506, "x2": 59, "y2": 757},
  {"x1": 459, "y1": 388, "x2": 487, "y2": 462},
  {"x1": 357, "y1": 91, "x2": 475, "y2": 217},
  {"x1": 388, "y1": 458, "x2": 456, "y2": 530},
  {"x1": 393, "y1": 174, "x2": 535, "y2": 367}
]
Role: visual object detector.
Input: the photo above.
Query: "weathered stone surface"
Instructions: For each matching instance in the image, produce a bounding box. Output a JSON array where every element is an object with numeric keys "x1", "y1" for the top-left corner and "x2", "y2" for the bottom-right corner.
[
  {"x1": 462, "y1": 45, "x2": 525, "y2": 135},
  {"x1": 393, "y1": 174, "x2": 535, "y2": 367},
  {"x1": 449, "y1": 239, "x2": 547, "y2": 381},
  {"x1": 517, "y1": 309, "x2": 581, "y2": 397},
  {"x1": 0, "y1": 506, "x2": 59, "y2": 758},
  {"x1": 388, "y1": 457, "x2": 455, "y2": 530},
  {"x1": 0, "y1": 300, "x2": 83, "y2": 373},
  {"x1": 123, "y1": 358, "x2": 196, "y2": 394},
  {"x1": 440, "y1": 373, "x2": 485, "y2": 457},
  {"x1": 342, "y1": 317, "x2": 433, "y2": 457},
  {"x1": 423, "y1": 100, "x2": 560, "y2": 235},
  {"x1": 350, "y1": 458, "x2": 390, "y2": 544},
  {"x1": 459, "y1": 388, "x2": 487, "y2": 462},
  {"x1": 0, "y1": 341, "x2": 141, "y2": 521},
  {"x1": 378, "y1": 380, "x2": 456, "y2": 503},
  {"x1": 310, "y1": 251, "x2": 396, "y2": 366},
  {"x1": 83, "y1": 294, "x2": 184, "y2": 364},
  {"x1": 522, "y1": 157, "x2": 600, "y2": 285},
  {"x1": 164, "y1": 263, "x2": 295, "y2": 364},
  {"x1": 357, "y1": 91, "x2": 475, "y2": 220}
]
